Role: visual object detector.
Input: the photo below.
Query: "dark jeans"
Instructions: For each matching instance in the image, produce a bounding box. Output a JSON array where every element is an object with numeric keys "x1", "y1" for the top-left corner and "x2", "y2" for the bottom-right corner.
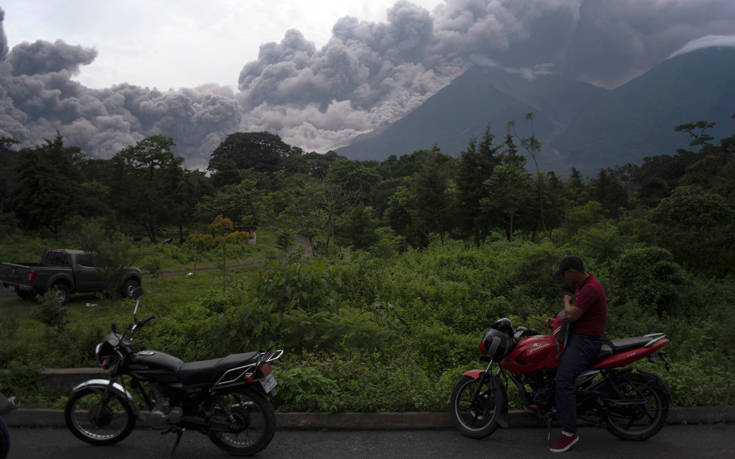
[{"x1": 555, "y1": 332, "x2": 603, "y2": 434}]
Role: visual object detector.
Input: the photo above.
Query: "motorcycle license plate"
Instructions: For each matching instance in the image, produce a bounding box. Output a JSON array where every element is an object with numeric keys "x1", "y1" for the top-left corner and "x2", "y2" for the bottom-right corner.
[{"x1": 259, "y1": 373, "x2": 277, "y2": 394}]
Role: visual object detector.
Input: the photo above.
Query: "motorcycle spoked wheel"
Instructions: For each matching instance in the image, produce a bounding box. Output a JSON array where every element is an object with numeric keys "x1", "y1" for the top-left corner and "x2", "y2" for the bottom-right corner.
[
  {"x1": 604, "y1": 373, "x2": 669, "y2": 441},
  {"x1": 0, "y1": 419, "x2": 9, "y2": 459},
  {"x1": 207, "y1": 387, "x2": 276, "y2": 456},
  {"x1": 64, "y1": 387, "x2": 136, "y2": 445},
  {"x1": 450, "y1": 375, "x2": 502, "y2": 439}
]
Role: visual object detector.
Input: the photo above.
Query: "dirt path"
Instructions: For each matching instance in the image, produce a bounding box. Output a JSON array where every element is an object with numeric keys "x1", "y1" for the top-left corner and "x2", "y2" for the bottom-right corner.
[{"x1": 141, "y1": 261, "x2": 265, "y2": 279}]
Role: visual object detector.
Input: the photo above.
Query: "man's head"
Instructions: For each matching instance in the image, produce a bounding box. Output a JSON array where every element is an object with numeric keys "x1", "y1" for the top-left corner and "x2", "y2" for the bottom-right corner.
[{"x1": 555, "y1": 255, "x2": 587, "y2": 287}]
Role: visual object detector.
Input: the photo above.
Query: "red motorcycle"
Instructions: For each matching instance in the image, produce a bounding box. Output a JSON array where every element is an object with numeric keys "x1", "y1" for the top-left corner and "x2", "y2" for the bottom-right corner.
[{"x1": 450, "y1": 315, "x2": 671, "y2": 441}]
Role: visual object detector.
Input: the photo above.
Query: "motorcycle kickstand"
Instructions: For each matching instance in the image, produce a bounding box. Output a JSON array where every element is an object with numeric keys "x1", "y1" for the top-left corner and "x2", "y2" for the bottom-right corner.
[{"x1": 163, "y1": 427, "x2": 186, "y2": 457}]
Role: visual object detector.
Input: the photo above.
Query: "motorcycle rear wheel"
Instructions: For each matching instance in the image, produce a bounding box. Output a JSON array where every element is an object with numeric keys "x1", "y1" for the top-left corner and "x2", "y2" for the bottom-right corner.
[
  {"x1": 64, "y1": 387, "x2": 136, "y2": 445},
  {"x1": 450, "y1": 375, "x2": 500, "y2": 439},
  {"x1": 207, "y1": 387, "x2": 276, "y2": 456},
  {"x1": 604, "y1": 373, "x2": 669, "y2": 441}
]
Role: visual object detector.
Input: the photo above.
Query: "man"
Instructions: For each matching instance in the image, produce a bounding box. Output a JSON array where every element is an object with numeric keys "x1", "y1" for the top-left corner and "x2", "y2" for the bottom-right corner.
[{"x1": 545, "y1": 255, "x2": 607, "y2": 453}]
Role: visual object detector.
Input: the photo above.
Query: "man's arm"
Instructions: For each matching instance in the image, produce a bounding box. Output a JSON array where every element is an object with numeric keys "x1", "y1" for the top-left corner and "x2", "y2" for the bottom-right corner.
[{"x1": 563, "y1": 294, "x2": 585, "y2": 322}]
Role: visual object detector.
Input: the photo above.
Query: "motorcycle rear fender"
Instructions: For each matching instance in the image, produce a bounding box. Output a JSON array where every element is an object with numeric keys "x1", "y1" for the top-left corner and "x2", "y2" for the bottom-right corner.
[
  {"x1": 71, "y1": 379, "x2": 139, "y2": 416},
  {"x1": 461, "y1": 370, "x2": 509, "y2": 428},
  {"x1": 635, "y1": 369, "x2": 672, "y2": 403}
]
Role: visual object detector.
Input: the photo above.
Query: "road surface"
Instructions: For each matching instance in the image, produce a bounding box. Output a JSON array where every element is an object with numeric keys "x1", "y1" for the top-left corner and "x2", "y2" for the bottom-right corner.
[{"x1": 7, "y1": 424, "x2": 734, "y2": 458}]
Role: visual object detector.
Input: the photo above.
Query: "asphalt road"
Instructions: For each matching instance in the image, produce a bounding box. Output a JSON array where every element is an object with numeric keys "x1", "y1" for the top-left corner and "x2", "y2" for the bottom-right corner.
[{"x1": 6, "y1": 424, "x2": 734, "y2": 459}]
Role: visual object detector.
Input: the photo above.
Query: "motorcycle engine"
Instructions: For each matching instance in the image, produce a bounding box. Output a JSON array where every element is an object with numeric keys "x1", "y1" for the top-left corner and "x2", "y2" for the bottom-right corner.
[
  {"x1": 149, "y1": 385, "x2": 183, "y2": 429},
  {"x1": 525, "y1": 372, "x2": 555, "y2": 410}
]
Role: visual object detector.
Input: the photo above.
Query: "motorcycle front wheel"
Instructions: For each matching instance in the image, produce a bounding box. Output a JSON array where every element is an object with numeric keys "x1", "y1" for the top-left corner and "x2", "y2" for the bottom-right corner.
[
  {"x1": 450, "y1": 375, "x2": 501, "y2": 439},
  {"x1": 64, "y1": 387, "x2": 136, "y2": 445},
  {"x1": 604, "y1": 372, "x2": 669, "y2": 441},
  {"x1": 207, "y1": 387, "x2": 276, "y2": 456}
]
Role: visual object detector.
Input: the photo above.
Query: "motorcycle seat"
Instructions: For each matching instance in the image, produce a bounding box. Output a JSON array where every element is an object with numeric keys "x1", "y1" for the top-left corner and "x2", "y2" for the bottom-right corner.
[
  {"x1": 608, "y1": 337, "x2": 652, "y2": 353},
  {"x1": 177, "y1": 351, "x2": 260, "y2": 385}
]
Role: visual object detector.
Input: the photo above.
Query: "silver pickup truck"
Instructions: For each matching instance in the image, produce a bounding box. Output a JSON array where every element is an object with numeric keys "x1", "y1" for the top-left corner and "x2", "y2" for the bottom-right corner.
[{"x1": 0, "y1": 249, "x2": 142, "y2": 303}]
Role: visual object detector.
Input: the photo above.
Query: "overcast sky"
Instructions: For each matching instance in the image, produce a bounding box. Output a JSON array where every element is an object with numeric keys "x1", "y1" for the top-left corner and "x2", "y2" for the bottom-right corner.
[{"x1": 1, "y1": 0, "x2": 444, "y2": 90}]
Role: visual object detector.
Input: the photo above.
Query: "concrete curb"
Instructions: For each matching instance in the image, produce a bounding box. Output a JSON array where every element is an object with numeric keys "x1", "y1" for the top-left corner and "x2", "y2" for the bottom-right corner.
[{"x1": 5, "y1": 407, "x2": 734, "y2": 429}]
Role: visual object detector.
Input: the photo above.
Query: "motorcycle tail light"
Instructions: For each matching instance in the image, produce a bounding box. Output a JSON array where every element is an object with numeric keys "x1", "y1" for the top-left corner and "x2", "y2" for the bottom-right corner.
[{"x1": 257, "y1": 364, "x2": 273, "y2": 378}]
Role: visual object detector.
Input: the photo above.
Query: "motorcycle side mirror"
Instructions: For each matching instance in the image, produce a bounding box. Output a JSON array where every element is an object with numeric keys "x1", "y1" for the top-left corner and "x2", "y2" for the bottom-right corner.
[{"x1": 132, "y1": 287, "x2": 144, "y2": 318}]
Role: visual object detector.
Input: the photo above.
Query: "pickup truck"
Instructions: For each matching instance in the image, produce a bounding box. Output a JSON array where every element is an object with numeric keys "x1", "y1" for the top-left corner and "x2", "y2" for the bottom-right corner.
[{"x1": 0, "y1": 249, "x2": 142, "y2": 303}]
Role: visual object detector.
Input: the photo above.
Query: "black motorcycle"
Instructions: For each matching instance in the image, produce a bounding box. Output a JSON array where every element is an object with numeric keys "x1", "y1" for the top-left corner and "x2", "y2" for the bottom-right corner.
[
  {"x1": 0, "y1": 392, "x2": 18, "y2": 459},
  {"x1": 64, "y1": 288, "x2": 283, "y2": 456}
]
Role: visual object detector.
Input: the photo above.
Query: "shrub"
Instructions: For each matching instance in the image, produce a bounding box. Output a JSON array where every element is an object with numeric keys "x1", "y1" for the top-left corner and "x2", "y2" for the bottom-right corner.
[
  {"x1": 141, "y1": 256, "x2": 162, "y2": 277},
  {"x1": 33, "y1": 291, "x2": 68, "y2": 331},
  {"x1": 274, "y1": 367, "x2": 339, "y2": 411},
  {"x1": 614, "y1": 247, "x2": 688, "y2": 315}
]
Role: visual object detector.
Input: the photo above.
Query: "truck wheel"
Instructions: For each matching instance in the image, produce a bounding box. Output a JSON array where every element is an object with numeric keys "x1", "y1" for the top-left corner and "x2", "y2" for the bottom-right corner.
[
  {"x1": 51, "y1": 283, "x2": 70, "y2": 304},
  {"x1": 120, "y1": 279, "x2": 140, "y2": 298}
]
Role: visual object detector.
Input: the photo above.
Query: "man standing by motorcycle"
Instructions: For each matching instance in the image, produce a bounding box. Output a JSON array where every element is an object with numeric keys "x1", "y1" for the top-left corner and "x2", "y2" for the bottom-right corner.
[{"x1": 545, "y1": 255, "x2": 607, "y2": 453}]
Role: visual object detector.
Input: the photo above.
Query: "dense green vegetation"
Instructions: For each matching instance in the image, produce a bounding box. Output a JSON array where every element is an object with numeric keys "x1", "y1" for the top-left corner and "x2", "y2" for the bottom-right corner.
[{"x1": 0, "y1": 116, "x2": 734, "y2": 410}]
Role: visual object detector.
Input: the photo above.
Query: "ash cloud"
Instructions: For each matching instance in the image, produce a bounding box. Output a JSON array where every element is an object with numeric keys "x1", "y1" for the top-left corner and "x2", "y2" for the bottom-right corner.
[
  {"x1": 0, "y1": 8, "x2": 7, "y2": 62},
  {"x1": 7, "y1": 39, "x2": 97, "y2": 76},
  {"x1": 1, "y1": 2, "x2": 735, "y2": 164}
]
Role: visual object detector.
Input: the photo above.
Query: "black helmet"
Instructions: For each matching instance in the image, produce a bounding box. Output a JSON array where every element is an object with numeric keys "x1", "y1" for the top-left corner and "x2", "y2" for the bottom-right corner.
[{"x1": 479, "y1": 328, "x2": 512, "y2": 360}]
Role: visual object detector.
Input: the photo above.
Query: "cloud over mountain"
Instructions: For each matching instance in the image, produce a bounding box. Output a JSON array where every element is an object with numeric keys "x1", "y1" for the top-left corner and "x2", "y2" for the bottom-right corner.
[{"x1": 1, "y1": 1, "x2": 734, "y2": 167}]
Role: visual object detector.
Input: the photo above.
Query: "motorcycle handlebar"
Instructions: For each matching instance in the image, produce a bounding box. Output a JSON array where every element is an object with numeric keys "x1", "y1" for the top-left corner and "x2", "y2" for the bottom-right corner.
[{"x1": 138, "y1": 314, "x2": 156, "y2": 327}]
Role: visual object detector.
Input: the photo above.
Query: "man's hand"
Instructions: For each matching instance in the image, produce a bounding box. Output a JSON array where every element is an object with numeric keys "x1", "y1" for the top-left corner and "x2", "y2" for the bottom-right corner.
[
  {"x1": 563, "y1": 294, "x2": 573, "y2": 308},
  {"x1": 544, "y1": 317, "x2": 554, "y2": 328},
  {"x1": 563, "y1": 294, "x2": 585, "y2": 323}
]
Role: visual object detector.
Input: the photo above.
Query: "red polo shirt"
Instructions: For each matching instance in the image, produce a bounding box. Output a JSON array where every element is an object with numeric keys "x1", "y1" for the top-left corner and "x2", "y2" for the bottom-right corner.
[{"x1": 573, "y1": 274, "x2": 607, "y2": 337}]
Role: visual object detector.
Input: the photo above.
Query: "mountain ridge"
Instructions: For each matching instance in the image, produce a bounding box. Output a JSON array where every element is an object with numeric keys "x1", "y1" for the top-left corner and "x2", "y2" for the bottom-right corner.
[{"x1": 337, "y1": 47, "x2": 735, "y2": 172}]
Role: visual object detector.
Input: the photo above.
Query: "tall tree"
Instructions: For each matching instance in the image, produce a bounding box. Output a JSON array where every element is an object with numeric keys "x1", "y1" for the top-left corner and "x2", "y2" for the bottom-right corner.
[
  {"x1": 110, "y1": 136, "x2": 183, "y2": 242},
  {"x1": 457, "y1": 125, "x2": 502, "y2": 243},
  {"x1": 8, "y1": 134, "x2": 85, "y2": 233},
  {"x1": 208, "y1": 132, "x2": 302, "y2": 186}
]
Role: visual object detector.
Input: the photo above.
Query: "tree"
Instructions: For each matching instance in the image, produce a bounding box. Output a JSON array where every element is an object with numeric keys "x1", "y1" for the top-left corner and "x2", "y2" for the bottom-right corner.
[
  {"x1": 481, "y1": 162, "x2": 534, "y2": 241},
  {"x1": 195, "y1": 178, "x2": 264, "y2": 228},
  {"x1": 208, "y1": 132, "x2": 302, "y2": 185},
  {"x1": 8, "y1": 134, "x2": 85, "y2": 233},
  {"x1": 590, "y1": 169, "x2": 629, "y2": 218},
  {"x1": 652, "y1": 186, "x2": 735, "y2": 275},
  {"x1": 0, "y1": 137, "x2": 19, "y2": 211},
  {"x1": 411, "y1": 152, "x2": 457, "y2": 245},
  {"x1": 457, "y1": 125, "x2": 502, "y2": 243},
  {"x1": 109, "y1": 136, "x2": 183, "y2": 242},
  {"x1": 510, "y1": 113, "x2": 547, "y2": 238}
]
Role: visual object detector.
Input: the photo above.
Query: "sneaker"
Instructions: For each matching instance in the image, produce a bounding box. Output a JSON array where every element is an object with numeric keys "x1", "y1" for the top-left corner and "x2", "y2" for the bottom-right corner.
[{"x1": 550, "y1": 432, "x2": 579, "y2": 453}]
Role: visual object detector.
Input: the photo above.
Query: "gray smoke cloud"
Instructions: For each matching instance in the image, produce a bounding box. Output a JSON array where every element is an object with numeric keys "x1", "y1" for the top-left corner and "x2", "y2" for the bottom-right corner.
[
  {"x1": 1, "y1": 1, "x2": 735, "y2": 165},
  {"x1": 7, "y1": 39, "x2": 97, "y2": 76},
  {"x1": 0, "y1": 8, "x2": 7, "y2": 62}
]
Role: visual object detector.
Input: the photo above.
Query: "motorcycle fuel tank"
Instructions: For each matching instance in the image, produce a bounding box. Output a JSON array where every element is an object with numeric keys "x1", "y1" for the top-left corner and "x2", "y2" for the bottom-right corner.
[
  {"x1": 127, "y1": 350, "x2": 184, "y2": 383},
  {"x1": 501, "y1": 335, "x2": 559, "y2": 374}
]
